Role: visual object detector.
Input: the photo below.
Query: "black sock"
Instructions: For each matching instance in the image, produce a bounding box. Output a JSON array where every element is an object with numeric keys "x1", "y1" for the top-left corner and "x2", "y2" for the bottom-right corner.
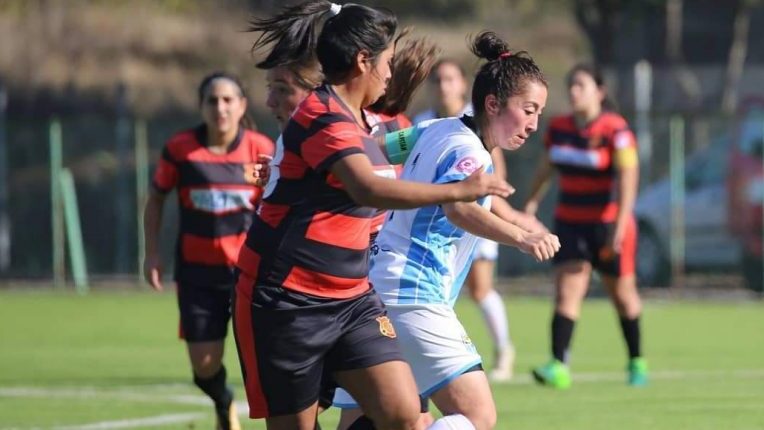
[
  {"x1": 193, "y1": 365, "x2": 233, "y2": 409},
  {"x1": 551, "y1": 312, "x2": 575, "y2": 363},
  {"x1": 619, "y1": 316, "x2": 642, "y2": 359},
  {"x1": 347, "y1": 415, "x2": 376, "y2": 430}
]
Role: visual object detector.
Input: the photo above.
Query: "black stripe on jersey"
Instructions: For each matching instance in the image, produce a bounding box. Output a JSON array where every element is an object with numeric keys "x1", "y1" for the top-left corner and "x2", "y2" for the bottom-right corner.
[
  {"x1": 557, "y1": 164, "x2": 613, "y2": 178},
  {"x1": 161, "y1": 146, "x2": 177, "y2": 164},
  {"x1": 282, "y1": 112, "x2": 351, "y2": 154},
  {"x1": 175, "y1": 262, "x2": 237, "y2": 286},
  {"x1": 180, "y1": 210, "x2": 252, "y2": 238},
  {"x1": 177, "y1": 162, "x2": 247, "y2": 188},
  {"x1": 559, "y1": 191, "x2": 613, "y2": 206},
  {"x1": 548, "y1": 129, "x2": 592, "y2": 148},
  {"x1": 315, "y1": 147, "x2": 365, "y2": 174},
  {"x1": 275, "y1": 239, "x2": 371, "y2": 282}
]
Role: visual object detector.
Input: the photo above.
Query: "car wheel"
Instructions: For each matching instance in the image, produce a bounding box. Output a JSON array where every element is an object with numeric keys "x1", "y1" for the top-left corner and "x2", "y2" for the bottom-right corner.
[
  {"x1": 636, "y1": 222, "x2": 670, "y2": 287},
  {"x1": 742, "y1": 252, "x2": 763, "y2": 293}
]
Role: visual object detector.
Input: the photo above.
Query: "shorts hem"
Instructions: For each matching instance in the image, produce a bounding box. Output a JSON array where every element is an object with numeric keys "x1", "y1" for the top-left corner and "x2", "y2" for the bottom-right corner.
[{"x1": 421, "y1": 359, "x2": 483, "y2": 398}]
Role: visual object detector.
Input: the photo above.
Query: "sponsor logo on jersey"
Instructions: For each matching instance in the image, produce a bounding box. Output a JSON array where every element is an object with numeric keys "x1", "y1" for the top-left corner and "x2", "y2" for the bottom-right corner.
[{"x1": 190, "y1": 189, "x2": 254, "y2": 213}]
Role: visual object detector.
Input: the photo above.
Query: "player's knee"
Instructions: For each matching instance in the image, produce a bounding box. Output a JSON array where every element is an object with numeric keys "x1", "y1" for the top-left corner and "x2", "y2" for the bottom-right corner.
[{"x1": 464, "y1": 406, "x2": 497, "y2": 430}]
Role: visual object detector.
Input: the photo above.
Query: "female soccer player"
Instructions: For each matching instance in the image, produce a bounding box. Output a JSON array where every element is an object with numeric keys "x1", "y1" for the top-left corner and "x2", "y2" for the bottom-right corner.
[
  {"x1": 524, "y1": 63, "x2": 648, "y2": 389},
  {"x1": 235, "y1": 3, "x2": 511, "y2": 429},
  {"x1": 143, "y1": 72, "x2": 275, "y2": 430},
  {"x1": 334, "y1": 31, "x2": 560, "y2": 430},
  {"x1": 414, "y1": 57, "x2": 531, "y2": 383}
]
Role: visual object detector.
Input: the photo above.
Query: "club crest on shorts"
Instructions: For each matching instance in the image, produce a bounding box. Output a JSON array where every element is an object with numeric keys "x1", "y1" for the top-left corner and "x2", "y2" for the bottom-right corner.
[{"x1": 376, "y1": 316, "x2": 397, "y2": 338}]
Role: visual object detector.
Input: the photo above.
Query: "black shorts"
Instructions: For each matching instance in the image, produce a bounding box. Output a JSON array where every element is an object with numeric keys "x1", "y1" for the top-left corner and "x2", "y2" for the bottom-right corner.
[
  {"x1": 176, "y1": 282, "x2": 232, "y2": 342},
  {"x1": 552, "y1": 217, "x2": 637, "y2": 277},
  {"x1": 233, "y1": 281, "x2": 405, "y2": 418}
]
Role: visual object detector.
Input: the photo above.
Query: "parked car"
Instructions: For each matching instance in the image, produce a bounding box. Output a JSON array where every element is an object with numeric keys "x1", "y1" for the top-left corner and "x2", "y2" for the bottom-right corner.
[
  {"x1": 635, "y1": 134, "x2": 741, "y2": 286},
  {"x1": 728, "y1": 99, "x2": 764, "y2": 292}
]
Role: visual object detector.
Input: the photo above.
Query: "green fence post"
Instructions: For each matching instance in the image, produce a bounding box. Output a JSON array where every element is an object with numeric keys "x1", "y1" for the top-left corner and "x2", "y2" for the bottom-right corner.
[
  {"x1": 135, "y1": 120, "x2": 149, "y2": 285},
  {"x1": 669, "y1": 115, "x2": 686, "y2": 289},
  {"x1": 60, "y1": 168, "x2": 89, "y2": 294},
  {"x1": 50, "y1": 119, "x2": 65, "y2": 289}
]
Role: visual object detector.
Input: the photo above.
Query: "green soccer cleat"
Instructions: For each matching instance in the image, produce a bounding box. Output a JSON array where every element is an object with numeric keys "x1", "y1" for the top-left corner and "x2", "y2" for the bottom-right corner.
[
  {"x1": 532, "y1": 359, "x2": 571, "y2": 389},
  {"x1": 628, "y1": 357, "x2": 649, "y2": 386}
]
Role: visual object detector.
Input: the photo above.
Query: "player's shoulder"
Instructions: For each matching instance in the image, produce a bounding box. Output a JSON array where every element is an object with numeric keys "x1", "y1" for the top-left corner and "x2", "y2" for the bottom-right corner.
[
  {"x1": 596, "y1": 111, "x2": 629, "y2": 131},
  {"x1": 164, "y1": 127, "x2": 202, "y2": 160},
  {"x1": 242, "y1": 129, "x2": 273, "y2": 146},
  {"x1": 548, "y1": 114, "x2": 576, "y2": 131}
]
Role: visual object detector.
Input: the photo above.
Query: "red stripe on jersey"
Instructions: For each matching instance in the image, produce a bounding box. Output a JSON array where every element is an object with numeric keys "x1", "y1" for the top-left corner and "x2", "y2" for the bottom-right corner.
[
  {"x1": 279, "y1": 151, "x2": 308, "y2": 179},
  {"x1": 237, "y1": 245, "x2": 262, "y2": 279},
  {"x1": 282, "y1": 265, "x2": 370, "y2": 299},
  {"x1": 559, "y1": 175, "x2": 614, "y2": 193},
  {"x1": 181, "y1": 233, "x2": 245, "y2": 266},
  {"x1": 233, "y1": 274, "x2": 269, "y2": 418},
  {"x1": 305, "y1": 212, "x2": 371, "y2": 250},
  {"x1": 258, "y1": 202, "x2": 291, "y2": 228},
  {"x1": 301, "y1": 122, "x2": 366, "y2": 171},
  {"x1": 153, "y1": 157, "x2": 178, "y2": 192},
  {"x1": 555, "y1": 202, "x2": 619, "y2": 223}
]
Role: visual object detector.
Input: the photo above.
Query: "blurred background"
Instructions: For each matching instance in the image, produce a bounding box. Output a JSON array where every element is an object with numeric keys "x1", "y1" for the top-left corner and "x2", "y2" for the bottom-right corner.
[{"x1": 1, "y1": 0, "x2": 764, "y2": 292}]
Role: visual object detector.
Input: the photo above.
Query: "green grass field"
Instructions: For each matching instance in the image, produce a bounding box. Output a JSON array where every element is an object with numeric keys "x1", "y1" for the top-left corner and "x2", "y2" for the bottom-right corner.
[{"x1": 1, "y1": 288, "x2": 762, "y2": 430}]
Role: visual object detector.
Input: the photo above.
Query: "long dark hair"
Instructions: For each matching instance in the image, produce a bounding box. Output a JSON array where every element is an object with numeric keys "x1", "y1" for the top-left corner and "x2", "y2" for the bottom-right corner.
[
  {"x1": 566, "y1": 63, "x2": 617, "y2": 111},
  {"x1": 469, "y1": 31, "x2": 546, "y2": 125},
  {"x1": 249, "y1": 1, "x2": 397, "y2": 83},
  {"x1": 197, "y1": 71, "x2": 256, "y2": 130}
]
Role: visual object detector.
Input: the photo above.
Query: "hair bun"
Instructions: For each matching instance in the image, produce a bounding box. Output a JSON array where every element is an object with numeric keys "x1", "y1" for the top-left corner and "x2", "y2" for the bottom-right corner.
[{"x1": 470, "y1": 31, "x2": 510, "y2": 62}]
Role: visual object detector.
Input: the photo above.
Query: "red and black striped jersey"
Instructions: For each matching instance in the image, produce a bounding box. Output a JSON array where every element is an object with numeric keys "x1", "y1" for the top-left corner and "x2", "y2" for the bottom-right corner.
[
  {"x1": 545, "y1": 112, "x2": 637, "y2": 223},
  {"x1": 365, "y1": 111, "x2": 411, "y2": 234},
  {"x1": 237, "y1": 84, "x2": 390, "y2": 299},
  {"x1": 152, "y1": 125, "x2": 275, "y2": 285}
]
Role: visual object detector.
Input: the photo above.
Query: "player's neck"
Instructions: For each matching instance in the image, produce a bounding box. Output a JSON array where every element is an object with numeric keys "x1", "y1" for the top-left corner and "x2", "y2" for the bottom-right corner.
[
  {"x1": 574, "y1": 105, "x2": 601, "y2": 127},
  {"x1": 206, "y1": 128, "x2": 238, "y2": 154},
  {"x1": 332, "y1": 83, "x2": 367, "y2": 129},
  {"x1": 439, "y1": 99, "x2": 465, "y2": 118}
]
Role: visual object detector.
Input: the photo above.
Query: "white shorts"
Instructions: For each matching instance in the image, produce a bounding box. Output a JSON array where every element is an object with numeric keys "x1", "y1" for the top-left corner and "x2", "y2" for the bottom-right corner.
[
  {"x1": 473, "y1": 238, "x2": 499, "y2": 261},
  {"x1": 333, "y1": 304, "x2": 482, "y2": 408}
]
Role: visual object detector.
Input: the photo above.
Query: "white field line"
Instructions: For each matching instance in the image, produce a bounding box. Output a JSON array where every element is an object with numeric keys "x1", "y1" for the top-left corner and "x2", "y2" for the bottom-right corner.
[{"x1": 1, "y1": 369, "x2": 763, "y2": 429}]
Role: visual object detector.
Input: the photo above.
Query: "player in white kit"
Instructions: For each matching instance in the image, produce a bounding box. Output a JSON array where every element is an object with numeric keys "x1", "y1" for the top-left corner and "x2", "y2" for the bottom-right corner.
[{"x1": 334, "y1": 32, "x2": 559, "y2": 430}]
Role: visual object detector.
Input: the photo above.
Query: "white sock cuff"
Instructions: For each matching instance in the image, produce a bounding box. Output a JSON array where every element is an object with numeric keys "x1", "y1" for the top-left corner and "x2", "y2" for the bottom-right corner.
[{"x1": 427, "y1": 414, "x2": 476, "y2": 430}]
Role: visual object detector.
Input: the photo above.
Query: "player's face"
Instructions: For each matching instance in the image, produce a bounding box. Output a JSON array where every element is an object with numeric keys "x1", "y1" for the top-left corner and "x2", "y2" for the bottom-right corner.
[
  {"x1": 568, "y1": 70, "x2": 604, "y2": 113},
  {"x1": 434, "y1": 63, "x2": 467, "y2": 104},
  {"x1": 490, "y1": 80, "x2": 547, "y2": 151},
  {"x1": 364, "y1": 44, "x2": 395, "y2": 107},
  {"x1": 201, "y1": 79, "x2": 247, "y2": 135},
  {"x1": 266, "y1": 67, "x2": 312, "y2": 130}
]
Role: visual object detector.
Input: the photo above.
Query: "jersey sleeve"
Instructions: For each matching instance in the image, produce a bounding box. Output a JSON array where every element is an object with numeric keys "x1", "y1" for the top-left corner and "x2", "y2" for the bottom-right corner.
[
  {"x1": 152, "y1": 144, "x2": 178, "y2": 193},
  {"x1": 301, "y1": 115, "x2": 367, "y2": 173},
  {"x1": 612, "y1": 128, "x2": 639, "y2": 169},
  {"x1": 433, "y1": 137, "x2": 493, "y2": 185}
]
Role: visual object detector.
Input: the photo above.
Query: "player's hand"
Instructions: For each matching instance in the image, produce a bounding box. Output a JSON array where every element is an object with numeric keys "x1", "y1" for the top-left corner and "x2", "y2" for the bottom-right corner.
[
  {"x1": 252, "y1": 154, "x2": 273, "y2": 187},
  {"x1": 143, "y1": 253, "x2": 163, "y2": 291},
  {"x1": 458, "y1": 167, "x2": 515, "y2": 202},
  {"x1": 519, "y1": 232, "x2": 561, "y2": 262}
]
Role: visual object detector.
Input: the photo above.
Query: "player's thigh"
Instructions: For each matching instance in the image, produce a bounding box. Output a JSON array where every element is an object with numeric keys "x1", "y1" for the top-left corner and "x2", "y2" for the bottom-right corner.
[
  {"x1": 429, "y1": 370, "x2": 496, "y2": 430},
  {"x1": 334, "y1": 361, "x2": 419, "y2": 430},
  {"x1": 467, "y1": 259, "x2": 495, "y2": 302}
]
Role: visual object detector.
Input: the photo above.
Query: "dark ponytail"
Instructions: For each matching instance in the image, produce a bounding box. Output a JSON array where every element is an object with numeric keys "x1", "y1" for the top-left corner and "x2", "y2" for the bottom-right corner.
[
  {"x1": 249, "y1": 1, "x2": 398, "y2": 83},
  {"x1": 198, "y1": 71, "x2": 256, "y2": 130},
  {"x1": 566, "y1": 63, "x2": 617, "y2": 111},
  {"x1": 469, "y1": 31, "x2": 546, "y2": 122}
]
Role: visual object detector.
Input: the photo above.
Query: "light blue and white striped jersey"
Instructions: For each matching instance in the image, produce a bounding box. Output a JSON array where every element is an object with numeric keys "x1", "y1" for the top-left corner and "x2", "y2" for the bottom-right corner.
[{"x1": 371, "y1": 117, "x2": 493, "y2": 307}]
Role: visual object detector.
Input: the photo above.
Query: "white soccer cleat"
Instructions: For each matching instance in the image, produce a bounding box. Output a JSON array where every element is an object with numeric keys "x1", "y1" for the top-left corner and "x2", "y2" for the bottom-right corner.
[{"x1": 489, "y1": 346, "x2": 515, "y2": 382}]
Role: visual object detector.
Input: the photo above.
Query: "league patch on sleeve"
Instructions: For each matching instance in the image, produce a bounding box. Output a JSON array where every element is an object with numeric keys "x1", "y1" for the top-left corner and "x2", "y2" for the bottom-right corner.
[{"x1": 455, "y1": 156, "x2": 481, "y2": 174}]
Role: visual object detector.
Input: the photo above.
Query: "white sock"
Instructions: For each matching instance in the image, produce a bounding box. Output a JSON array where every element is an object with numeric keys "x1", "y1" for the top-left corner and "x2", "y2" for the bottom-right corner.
[
  {"x1": 427, "y1": 414, "x2": 476, "y2": 430},
  {"x1": 479, "y1": 290, "x2": 511, "y2": 351}
]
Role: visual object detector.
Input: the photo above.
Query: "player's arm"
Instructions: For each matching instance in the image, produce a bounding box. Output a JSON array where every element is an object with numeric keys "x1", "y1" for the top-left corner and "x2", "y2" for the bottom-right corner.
[
  {"x1": 491, "y1": 197, "x2": 548, "y2": 234},
  {"x1": 443, "y1": 201, "x2": 560, "y2": 262},
  {"x1": 143, "y1": 189, "x2": 167, "y2": 291},
  {"x1": 524, "y1": 150, "x2": 555, "y2": 215},
  {"x1": 611, "y1": 130, "x2": 640, "y2": 252},
  {"x1": 330, "y1": 154, "x2": 511, "y2": 209}
]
